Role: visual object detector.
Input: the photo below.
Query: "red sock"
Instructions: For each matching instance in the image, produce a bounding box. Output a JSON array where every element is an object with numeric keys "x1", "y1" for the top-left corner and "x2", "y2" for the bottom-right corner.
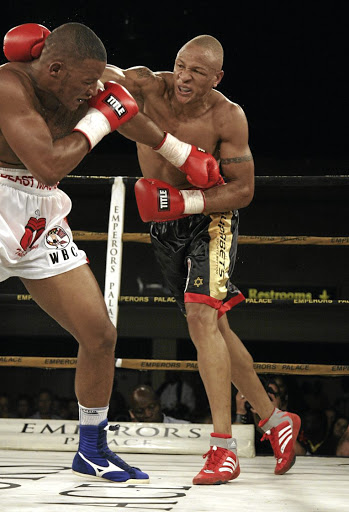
[{"x1": 211, "y1": 432, "x2": 231, "y2": 439}]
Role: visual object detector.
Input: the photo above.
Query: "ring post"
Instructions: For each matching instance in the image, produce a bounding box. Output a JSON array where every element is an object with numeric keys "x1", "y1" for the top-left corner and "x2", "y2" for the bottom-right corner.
[{"x1": 104, "y1": 177, "x2": 125, "y2": 327}]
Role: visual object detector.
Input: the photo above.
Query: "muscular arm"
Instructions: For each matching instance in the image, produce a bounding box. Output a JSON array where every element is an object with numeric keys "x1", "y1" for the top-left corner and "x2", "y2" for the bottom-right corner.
[
  {"x1": 0, "y1": 71, "x2": 89, "y2": 185},
  {"x1": 116, "y1": 113, "x2": 165, "y2": 147},
  {"x1": 104, "y1": 65, "x2": 194, "y2": 161},
  {"x1": 0, "y1": 69, "x2": 166, "y2": 185},
  {"x1": 203, "y1": 103, "x2": 254, "y2": 213},
  {"x1": 102, "y1": 64, "x2": 163, "y2": 109}
]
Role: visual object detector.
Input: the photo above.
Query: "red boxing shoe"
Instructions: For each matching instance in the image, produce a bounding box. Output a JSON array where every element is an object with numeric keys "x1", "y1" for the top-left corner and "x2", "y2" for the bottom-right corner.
[
  {"x1": 193, "y1": 434, "x2": 240, "y2": 485},
  {"x1": 259, "y1": 408, "x2": 301, "y2": 475}
]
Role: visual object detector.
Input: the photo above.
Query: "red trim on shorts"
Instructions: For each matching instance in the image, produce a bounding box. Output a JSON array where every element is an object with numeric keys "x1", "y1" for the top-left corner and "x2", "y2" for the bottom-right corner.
[
  {"x1": 217, "y1": 292, "x2": 245, "y2": 319},
  {"x1": 184, "y1": 291, "x2": 245, "y2": 318},
  {"x1": 185, "y1": 293, "x2": 221, "y2": 310}
]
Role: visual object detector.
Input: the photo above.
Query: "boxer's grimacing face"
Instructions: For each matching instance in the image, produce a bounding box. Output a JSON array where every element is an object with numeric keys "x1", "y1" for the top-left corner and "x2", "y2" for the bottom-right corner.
[
  {"x1": 53, "y1": 58, "x2": 106, "y2": 111},
  {"x1": 173, "y1": 44, "x2": 221, "y2": 105}
]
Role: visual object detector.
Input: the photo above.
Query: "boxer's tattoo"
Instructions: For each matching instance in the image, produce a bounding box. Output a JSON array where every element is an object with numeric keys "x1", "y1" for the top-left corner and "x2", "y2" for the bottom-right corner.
[
  {"x1": 135, "y1": 68, "x2": 154, "y2": 79},
  {"x1": 221, "y1": 154, "x2": 253, "y2": 165}
]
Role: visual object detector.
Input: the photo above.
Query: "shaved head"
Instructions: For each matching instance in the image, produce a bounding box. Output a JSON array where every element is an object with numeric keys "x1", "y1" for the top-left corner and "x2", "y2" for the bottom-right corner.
[
  {"x1": 130, "y1": 385, "x2": 158, "y2": 407},
  {"x1": 180, "y1": 35, "x2": 224, "y2": 71},
  {"x1": 129, "y1": 385, "x2": 163, "y2": 422}
]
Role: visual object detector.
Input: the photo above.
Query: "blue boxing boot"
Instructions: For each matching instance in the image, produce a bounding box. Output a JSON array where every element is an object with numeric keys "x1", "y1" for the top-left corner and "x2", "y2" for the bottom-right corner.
[{"x1": 72, "y1": 420, "x2": 149, "y2": 483}]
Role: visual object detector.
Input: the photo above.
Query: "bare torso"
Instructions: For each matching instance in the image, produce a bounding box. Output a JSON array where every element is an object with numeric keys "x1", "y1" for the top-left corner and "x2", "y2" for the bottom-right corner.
[
  {"x1": 101, "y1": 63, "x2": 254, "y2": 211},
  {"x1": 119, "y1": 71, "x2": 230, "y2": 189}
]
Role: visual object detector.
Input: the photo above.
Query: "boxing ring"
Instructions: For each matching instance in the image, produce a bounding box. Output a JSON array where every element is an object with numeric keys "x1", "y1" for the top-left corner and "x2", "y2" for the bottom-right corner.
[
  {"x1": 1, "y1": 451, "x2": 348, "y2": 511},
  {"x1": 0, "y1": 174, "x2": 348, "y2": 510}
]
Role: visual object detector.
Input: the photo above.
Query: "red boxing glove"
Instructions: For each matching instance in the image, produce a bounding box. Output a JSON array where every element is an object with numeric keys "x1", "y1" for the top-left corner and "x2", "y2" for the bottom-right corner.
[
  {"x1": 3, "y1": 23, "x2": 51, "y2": 62},
  {"x1": 135, "y1": 178, "x2": 206, "y2": 222},
  {"x1": 153, "y1": 132, "x2": 224, "y2": 188},
  {"x1": 73, "y1": 81, "x2": 139, "y2": 150},
  {"x1": 182, "y1": 145, "x2": 225, "y2": 188}
]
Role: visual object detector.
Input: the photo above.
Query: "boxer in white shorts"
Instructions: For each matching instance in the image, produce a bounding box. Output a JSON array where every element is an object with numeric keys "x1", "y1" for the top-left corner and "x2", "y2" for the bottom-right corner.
[
  {"x1": 0, "y1": 22, "x2": 221, "y2": 484},
  {"x1": 0, "y1": 168, "x2": 87, "y2": 282}
]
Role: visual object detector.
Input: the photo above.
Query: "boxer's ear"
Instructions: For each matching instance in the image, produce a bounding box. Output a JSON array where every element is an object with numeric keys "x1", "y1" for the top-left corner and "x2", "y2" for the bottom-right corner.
[{"x1": 213, "y1": 70, "x2": 224, "y2": 88}]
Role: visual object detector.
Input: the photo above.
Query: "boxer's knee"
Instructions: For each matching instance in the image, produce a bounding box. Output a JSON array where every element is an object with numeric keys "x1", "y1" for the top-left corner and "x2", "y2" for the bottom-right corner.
[
  {"x1": 187, "y1": 304, "x2": 218, "y2": 337},
  {"x1": 94, "y1": 320, "x2": 117, "y2": 354},
  {"x1": 76, "y1": 318, "x2": 117, "y2": 355},
  {"x1": 186, "y1": 304, "x2": 220, "y2": 347}
]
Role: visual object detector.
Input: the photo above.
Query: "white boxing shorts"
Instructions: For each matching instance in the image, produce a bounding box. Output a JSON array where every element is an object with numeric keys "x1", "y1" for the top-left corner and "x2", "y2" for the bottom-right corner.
[{"x1": 0, "y1": 168, "x2": 88, "y2": 282}]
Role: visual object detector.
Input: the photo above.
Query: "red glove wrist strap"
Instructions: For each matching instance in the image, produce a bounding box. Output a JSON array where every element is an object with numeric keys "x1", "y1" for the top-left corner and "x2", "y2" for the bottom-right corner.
[{"x1": 153, "y1": 132, "x2": 167, "y2": 150}]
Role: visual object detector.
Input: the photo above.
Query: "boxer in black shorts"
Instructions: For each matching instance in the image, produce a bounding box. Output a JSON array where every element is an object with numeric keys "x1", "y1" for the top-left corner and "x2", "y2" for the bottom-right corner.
[
  {"x1": 103, "y1": 34, "x2": 301, "y2": 485},
  {"x1": 150, "y1": 212, "x2": 244, "y2": 316}
]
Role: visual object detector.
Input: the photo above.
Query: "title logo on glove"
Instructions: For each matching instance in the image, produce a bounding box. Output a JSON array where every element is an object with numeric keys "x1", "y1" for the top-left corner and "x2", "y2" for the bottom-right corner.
[
  {"x1": 103, "y1": 94, "x2": 127, "y2": 119},
  {"x1": 157, "y1": 188, "x2": 170, "y2": 211}
]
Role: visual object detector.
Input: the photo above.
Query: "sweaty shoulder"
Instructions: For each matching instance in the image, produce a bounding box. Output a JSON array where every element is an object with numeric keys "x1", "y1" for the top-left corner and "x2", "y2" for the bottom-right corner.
[
  {"x1": 104, "y1": 65, "x2": 170, "y2": 107},
  {"x1": 211, "y1": 91, "x2": 248, "y2": 133},
  {"x1": 125, "y1": 67, "x2": 170, "y2": 97},
  {"x1": 0, "y1": 63, "x2": 34, "y2": 99},
  {"x1": 212, "y1": 91, "x2": 246, "y2": 120}
]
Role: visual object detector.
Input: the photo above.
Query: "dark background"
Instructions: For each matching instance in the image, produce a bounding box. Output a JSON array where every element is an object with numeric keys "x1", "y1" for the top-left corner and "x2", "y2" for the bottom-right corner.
[
  {"x1": 0, "y1": 3, "x2": 348, "y2": 410},
  {"x1": 1, "y1": 2, "x2": 348, "y2": 176}
]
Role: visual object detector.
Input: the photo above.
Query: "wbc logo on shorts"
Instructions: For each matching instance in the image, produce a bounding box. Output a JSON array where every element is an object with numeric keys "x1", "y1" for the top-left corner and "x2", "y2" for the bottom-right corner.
[
  {"x1": 103, "y1": 94, "x2": 127, "y2": 119},
  {"x1": 158, "y1": 188, "x2": 170, "y2": 211},
  {"x1": 45, "y1": 226, "x2": 70, "y2": 250}
]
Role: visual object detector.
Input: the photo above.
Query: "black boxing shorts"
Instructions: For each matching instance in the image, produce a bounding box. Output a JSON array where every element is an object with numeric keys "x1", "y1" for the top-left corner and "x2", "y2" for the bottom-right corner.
[{"x1": 150, "y1": 211, "x2": 245, "y2": 318}]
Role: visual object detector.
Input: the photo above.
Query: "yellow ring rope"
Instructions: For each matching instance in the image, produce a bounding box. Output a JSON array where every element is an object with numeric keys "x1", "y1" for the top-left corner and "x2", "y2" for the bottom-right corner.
[{"x1": 0, "y1": 356, "x2": 348, "y2": 375}]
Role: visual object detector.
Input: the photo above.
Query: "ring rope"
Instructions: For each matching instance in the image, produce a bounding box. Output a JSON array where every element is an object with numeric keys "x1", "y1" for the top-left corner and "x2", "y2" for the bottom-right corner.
[
  {"x1": 0, "y1": 356, "x2": 348, "y2": 375},
  {"x1": 1, "y1": 294, "x2": 349, "y2": 307},
  {"x1": 2, "y1": 176, "x2": 347, "y2": 379},
  {"x1": 72, "y1": 231, "x2": 349, "y2": 246},
  {"x1": 62, "y1": 174, "x2": 349, "y2": 187}
]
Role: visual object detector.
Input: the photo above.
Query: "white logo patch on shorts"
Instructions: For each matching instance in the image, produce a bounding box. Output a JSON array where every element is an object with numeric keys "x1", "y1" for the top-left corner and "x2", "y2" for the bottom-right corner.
[
  {"x1": 46, "y1": 243, "x2": 80, "y2": 267},
  {"x1": 45, "y1": 226, "x2": 79, "y2": 267},
  {"x1": 45, "y1": 226, "x2": 70, "y2": 250}
]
